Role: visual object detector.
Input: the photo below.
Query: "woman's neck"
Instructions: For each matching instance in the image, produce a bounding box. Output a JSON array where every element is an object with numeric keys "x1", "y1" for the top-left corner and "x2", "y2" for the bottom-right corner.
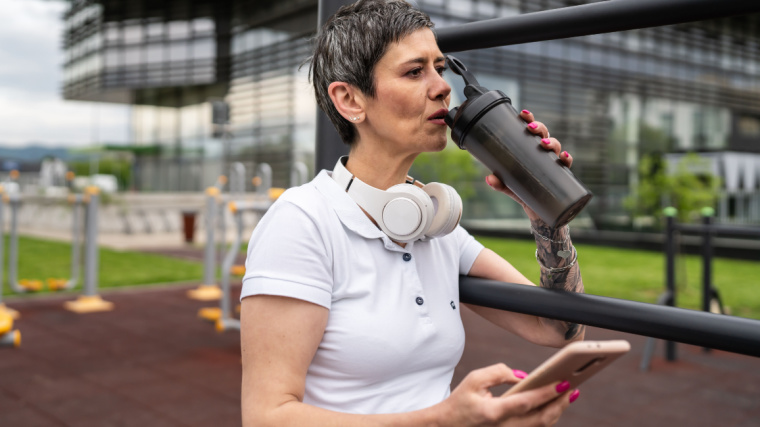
[{"x1": 345, "y1": 143, "x2": 417, "y2": 190}]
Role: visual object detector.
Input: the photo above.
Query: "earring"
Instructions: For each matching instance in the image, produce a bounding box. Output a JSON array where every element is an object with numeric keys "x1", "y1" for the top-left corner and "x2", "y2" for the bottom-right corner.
[{"x1": 352, "y1": 117, "x2": 358, "y2": 121}]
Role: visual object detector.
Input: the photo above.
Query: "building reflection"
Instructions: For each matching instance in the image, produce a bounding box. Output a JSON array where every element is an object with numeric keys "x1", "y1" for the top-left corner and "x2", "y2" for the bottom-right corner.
[{"x1": 61, "y1": 0, "x2": 760, "y2": 227}]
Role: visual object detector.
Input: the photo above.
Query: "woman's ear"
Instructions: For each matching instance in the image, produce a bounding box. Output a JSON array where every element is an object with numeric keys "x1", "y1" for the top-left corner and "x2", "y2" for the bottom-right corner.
[{"x1": 328, "y1": 82, "x2": 365, "y2": 122}]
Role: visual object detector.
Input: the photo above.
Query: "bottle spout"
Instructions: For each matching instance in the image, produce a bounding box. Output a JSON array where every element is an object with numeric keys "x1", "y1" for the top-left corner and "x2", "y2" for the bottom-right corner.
[
  {"x1": 446, "y1": 55, "x2": 487, "y2": 97},
  {"x1": 446, "y1": 55, "x2": 479, "y2": 86}
]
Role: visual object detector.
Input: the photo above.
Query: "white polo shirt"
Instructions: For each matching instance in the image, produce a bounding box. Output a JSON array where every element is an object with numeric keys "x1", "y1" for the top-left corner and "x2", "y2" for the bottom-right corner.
[{"x1": 241, "y1": 170, "x2": 484, "y2": 415}]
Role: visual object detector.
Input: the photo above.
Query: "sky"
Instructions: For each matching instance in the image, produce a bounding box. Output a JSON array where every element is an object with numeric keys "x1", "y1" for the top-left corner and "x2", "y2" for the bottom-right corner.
[{"x1": 0, "y1": 0, "x2": 129, "y2": 148}]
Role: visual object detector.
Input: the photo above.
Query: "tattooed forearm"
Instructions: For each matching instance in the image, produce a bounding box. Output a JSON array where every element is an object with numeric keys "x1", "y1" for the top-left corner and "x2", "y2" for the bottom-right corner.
[{"x1": 532, "y1": 220, "x2": 585, "y2": 341}]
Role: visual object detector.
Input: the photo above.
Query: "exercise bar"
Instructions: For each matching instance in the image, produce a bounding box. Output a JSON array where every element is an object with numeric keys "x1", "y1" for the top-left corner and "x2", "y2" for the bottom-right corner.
[
  {"x1": 459, "y1": 276, "x2": 760, "y2": 358},
  {"x1": 675, "y1": 223, "x2": 760, "y2": 238},
  {"x1": 436, "y1": 0, "x2": 760, "y2": 53}
]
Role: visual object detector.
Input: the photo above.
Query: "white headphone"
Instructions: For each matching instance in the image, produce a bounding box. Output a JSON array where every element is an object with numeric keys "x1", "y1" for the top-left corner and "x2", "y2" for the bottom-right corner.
[{"x1": 332, "y1": 156, "x2": 462, "y2": 243}]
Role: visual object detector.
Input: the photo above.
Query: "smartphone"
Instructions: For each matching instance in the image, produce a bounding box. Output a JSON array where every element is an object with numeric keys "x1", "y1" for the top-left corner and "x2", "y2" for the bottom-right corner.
[{"x1": 503, "y1": 340, "x2": 631, "y2": 396}]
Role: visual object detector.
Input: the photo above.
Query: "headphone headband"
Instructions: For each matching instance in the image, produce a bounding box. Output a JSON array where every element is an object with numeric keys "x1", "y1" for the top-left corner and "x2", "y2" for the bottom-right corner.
[{"x1": 331, "y1": 156, "x2": 461, "y2": 243}]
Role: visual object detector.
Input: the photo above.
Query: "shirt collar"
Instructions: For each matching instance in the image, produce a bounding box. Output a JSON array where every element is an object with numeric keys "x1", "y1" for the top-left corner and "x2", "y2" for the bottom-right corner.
[{"x1": 313, "y1": 169, "x2": 414, "y2": 251}]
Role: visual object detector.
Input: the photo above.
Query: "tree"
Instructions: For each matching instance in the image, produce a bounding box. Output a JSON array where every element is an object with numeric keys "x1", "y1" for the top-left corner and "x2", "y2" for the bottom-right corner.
[
  {"x1": 625, "y1": 152, "x2": 721, "y2": 224},
  {"x1": 410, "y1": 143, "x2": 480, "y2": 202}
]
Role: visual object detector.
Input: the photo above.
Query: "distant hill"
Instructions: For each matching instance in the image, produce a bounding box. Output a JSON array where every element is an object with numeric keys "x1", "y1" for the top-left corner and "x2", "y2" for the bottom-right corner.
[
  {"x1": 0, "y1": 145, "x2": 85, "y2": 171},
  {"x1": 0, "y1": 145, "x2": 73, "y2": 163}
]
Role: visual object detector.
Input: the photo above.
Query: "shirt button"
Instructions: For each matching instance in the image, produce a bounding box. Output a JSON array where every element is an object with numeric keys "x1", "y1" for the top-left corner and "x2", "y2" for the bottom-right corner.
[
  {"x1": 416, "y1": 296, "x2": 424, "y2": 305},
  {"x1": 403, "y1": 253, "x2": 412, "y2": 262}
]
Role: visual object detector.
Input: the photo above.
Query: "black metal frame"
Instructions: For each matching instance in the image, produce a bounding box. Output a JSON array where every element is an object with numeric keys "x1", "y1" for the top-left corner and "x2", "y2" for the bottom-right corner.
[{"x1": 314, "y1": 0, "x2": 760, "y2": 359}]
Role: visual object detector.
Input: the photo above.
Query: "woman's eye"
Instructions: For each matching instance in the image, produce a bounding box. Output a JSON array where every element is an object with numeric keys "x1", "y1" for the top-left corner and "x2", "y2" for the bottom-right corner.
[
  {"x1": 437, "y1": 66, "x2": 448, "y2": 76},
  {"x1": 407, "y1": 68, "x2": 422, "y2": 77}
]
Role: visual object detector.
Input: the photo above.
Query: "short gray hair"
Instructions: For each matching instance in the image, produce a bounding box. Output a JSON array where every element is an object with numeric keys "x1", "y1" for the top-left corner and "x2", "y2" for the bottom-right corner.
[{"x1": 308, "y1": 0, "x2": 435, "y2": 145}]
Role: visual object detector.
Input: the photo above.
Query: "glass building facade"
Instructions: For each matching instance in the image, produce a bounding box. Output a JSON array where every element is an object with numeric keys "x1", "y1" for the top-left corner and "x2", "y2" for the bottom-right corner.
[{"x1": 62, "y1": 0, "x2": 760, "y2": 227}]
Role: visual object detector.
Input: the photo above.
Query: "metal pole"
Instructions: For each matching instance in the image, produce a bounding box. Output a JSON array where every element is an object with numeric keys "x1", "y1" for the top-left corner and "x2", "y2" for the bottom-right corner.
[
  {"x1": 664, "y1": 210, "x2": 677, "y2": 361},
  {"x1": 50, "y1": 194, "x2": 83, "y2": 291},
  {"x1": 255, "y1": 163, "x2": 272, "y2": 198},
  {"x1": 702, "y1": 212, "x2": 713, "y2": 315},
  {"x1": 314, "y1": 0, "x2": 352, "y2": 174},
  {"x1": 187, "y1": 187, "x2": 223, "y2": 301},
  {"x1": 0, "y1": 191, "x2": 17, "y2": 323},
  {"x1": 64, "y1": 186, "x2": 113, "y2": 313},
  {"x1": 436, "y1": 0, "x2": 760, "y2": 53},
  {"x1": 0, "y1": 192, "x2": 4, "y2": 305},
  {"x1": 6, "y1": 194, "x2": 29, "y2": 294},
  {"x1": 83, "y1": 189, "x2": 99, "y2": 297},
  {"x1": 458, "y1": 276, "x2": 760, "y2": 358},
  {"x1": 8, "y1": 195, "x2": 18, "y2": 291},
  {"x1": 204, "y1": 189, "x2": 217, "y2": 286}
]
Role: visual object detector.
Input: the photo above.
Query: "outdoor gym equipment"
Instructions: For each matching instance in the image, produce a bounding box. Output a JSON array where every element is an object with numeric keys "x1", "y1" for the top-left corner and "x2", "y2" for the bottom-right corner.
[
  {"x1": 199, "y1": 161, "x2": 293, "y2": 325},
  {"x1": 0, "y1": 187, "x2": 21, "y2": 348},
  {"x1": 226, "y1": 161, "x2": 306, "y2": 279},
  {"x1": 62, "y1": 186, "x2": 114, "y2": 313},
  {"x1": 640, "y1": 207, "x2": 760, "y2": 371},
  {"x1": 191, "y1": 163, "x2": 279, "y2": 303},
  {"x1": 46, "y1": 194, "x2": 85, "y2": 291},
  {"x1": 214, "y1": 199, "x2": 273, "y2": 332},
  {"x1": 187, "y1": 184, "x2": 225, "y2": 301},
  {"x1": 6, "y1": 192, "x2": 43, "y2": 293}
]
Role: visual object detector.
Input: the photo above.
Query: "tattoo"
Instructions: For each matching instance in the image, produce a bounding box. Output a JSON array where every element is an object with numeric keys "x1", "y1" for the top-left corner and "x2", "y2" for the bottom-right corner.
[{"x1": 532, "y1": 220, "x2": 585, "y2": 341}]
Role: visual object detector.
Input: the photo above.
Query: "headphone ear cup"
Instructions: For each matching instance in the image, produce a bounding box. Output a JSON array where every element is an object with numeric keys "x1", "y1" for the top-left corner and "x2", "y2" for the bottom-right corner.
[
  {"x1": 422, "y1": 183, "x2": 463, "y2": 239},
  {"x1": 382, "y1": 184, "x2": 435, "y2": 241}
]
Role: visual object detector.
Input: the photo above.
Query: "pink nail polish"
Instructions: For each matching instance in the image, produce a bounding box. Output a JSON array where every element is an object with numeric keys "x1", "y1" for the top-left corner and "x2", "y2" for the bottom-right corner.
[
  {"x1": 513, "y1": 369, "x2": 527, "y2": 379},
  {"x1": 563, "y1": 151, "x2": 569, "y2": 158},
  {"x1": 569, "y1": 389, "x2": 580, "y2": 403},
  {"x1": 542, "y1": 138, "x2": 550, "y2": 145},
  {"x1": 485, "y1": 176, "x2": 492, "y2": 186},
  {"x1": 555, "y1": 381, "x2": 570, "y2": 393},
  {"x1": 528, "y1": 122, "x2": 538, "y2": 129},
  {"x1": 521, "y1": 109, "x2": 531, "y2": 115}
]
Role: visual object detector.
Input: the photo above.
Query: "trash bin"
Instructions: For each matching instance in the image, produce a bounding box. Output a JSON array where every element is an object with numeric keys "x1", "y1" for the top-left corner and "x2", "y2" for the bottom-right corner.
[{"x1": 181, "y1": 210, "x2": 198, "y2": 243}]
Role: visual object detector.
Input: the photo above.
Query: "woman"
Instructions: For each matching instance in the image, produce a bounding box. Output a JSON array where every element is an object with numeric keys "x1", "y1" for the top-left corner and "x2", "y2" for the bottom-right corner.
[{"x1": 240, "y1": 0, "x2": 585, "y2": 425}]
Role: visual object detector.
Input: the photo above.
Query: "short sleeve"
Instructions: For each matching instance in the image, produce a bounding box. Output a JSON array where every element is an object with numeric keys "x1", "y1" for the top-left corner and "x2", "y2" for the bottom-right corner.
[
  {"x1": 240, "y1": 200, "x2": 333, "y2": 309},
  {"x1": 455, "y1": 225, "x2": 485, "y2": 275}
]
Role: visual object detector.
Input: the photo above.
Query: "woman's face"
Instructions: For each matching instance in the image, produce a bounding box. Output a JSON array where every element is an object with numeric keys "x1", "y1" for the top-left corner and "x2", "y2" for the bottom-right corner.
[{"x1": 360, "y1": 28, "x2": 451, "y2": 156}]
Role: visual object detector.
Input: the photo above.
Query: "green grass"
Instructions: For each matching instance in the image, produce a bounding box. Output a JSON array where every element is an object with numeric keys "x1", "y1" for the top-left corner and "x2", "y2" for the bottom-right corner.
[
  {"x1": 5, "y1": 234, "x2": 760, "y2": 321},
  {"x1": 476, "y1": 236, "x2": 760, "y2": 320},
  {"x1": 2, "y1": 236, "x2": 204, "y2": 296}
]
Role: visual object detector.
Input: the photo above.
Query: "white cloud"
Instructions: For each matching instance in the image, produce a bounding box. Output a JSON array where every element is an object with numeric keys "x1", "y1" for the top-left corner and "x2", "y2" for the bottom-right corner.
[{"x1": 0, "y1": 0, "x2": 129, "y2": 147}]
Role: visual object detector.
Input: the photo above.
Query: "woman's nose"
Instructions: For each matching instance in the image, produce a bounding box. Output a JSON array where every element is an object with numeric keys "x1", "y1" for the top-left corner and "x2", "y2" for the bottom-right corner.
[{"x1": 431, "y1": 73, "x2": 451, "y2": 101}]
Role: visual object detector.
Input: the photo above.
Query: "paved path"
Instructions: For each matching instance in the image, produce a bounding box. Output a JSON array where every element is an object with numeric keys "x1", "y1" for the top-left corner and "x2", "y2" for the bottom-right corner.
[{"x1": 2, "y1": 281, "x2": 758, "y2": 426}]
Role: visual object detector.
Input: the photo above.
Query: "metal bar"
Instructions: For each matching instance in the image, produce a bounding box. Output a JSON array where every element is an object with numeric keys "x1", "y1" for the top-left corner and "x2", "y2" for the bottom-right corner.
[
  {"x1": 702, "y1": 215, "x2": 713, "y2": 315},
  {"x1": 665, "y1": 215, "x2": 677, "y2": 361},
  {"x1": 314, "y1": 0, "x2": 352, "y2": 174},
  {"x1": 7, "y1": 194, "x2": 27, "y2": 294},
  {"x1": 459, "y1": 276, "x2": 760, "y2": 358},
  {"x1": 203, "y1": 189, "x2": 217, "y2": 286},
  {"x1": 702, "y1": 213, "x2": 714, "y2": 353},
  {"x1": 83, "y1": 190, "x2": 98, "y2": 297},
  {"x1": 0, "y1": 194, "x2": 4, "y2": 305},
  {"x1": 676, "y1": 223, "x2": 760, "y2": 238},
  {"x1": 436, "y1": 0, "x2": 760, "y2": 53}
]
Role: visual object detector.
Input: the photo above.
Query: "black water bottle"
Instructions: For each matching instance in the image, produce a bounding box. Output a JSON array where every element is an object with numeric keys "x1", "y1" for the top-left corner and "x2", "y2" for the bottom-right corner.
[{"x1": 444, "y1": 56, "x2": 592, "y2": 228}]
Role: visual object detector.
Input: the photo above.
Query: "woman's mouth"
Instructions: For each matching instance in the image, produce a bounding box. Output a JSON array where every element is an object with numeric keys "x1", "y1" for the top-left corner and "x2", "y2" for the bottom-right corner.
[{"x1": 427, "y1": 108, "x2": 448, "y2": 125}]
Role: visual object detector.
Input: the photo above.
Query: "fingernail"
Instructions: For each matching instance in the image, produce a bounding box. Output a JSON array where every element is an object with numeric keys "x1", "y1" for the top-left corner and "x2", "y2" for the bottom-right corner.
[
  {"x1": 485, "y1": 176, "x2": 492, "y2": 186},
  {"x1": 528, "y1": 122, "x2": 538, "y2": 129},
  {"x1": 542, "y1": 138, "x2": 550, "y2": 145},
  {"x1": 569, "y1": 389, "x2": 580, "y2": 403},
  {"x1": 563, "y1": 151, "x2": 569, "y2": 158},
  {"x1": 521, "y1": 109, "x2": 531, "y2": 115},
  {"x1": 513, "y1": 369, "x2": 527, "y2": 379},
  {"x1": 556, "y1": 381, "x2": 570, "y2": 393}
]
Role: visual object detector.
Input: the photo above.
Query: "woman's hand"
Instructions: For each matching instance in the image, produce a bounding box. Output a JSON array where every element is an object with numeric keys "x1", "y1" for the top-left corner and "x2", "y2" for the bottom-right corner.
[
  {"x1": 484, "y1": 110, "x2": 572, "y2": 221},
  {"x1": 436, "y1": 363, "x2": 576, "y2": 426}
]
